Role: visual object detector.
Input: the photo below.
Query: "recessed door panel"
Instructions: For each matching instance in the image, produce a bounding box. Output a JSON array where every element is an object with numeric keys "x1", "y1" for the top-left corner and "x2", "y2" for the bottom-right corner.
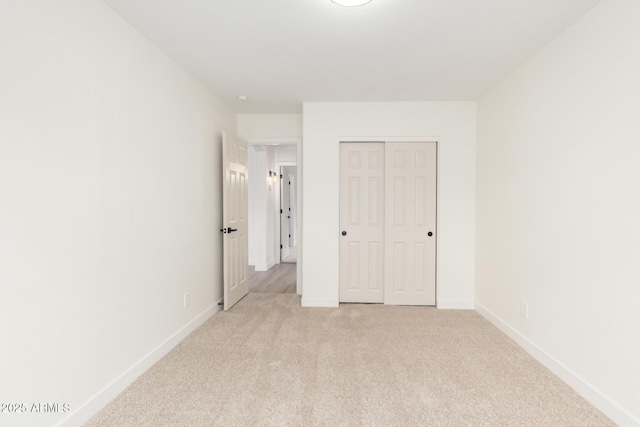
[
  {"x1": 349, "y1": 177, "x2": 361, "y2": 225},
  {"x1": 393, "y1": 242, "x2": 406, "y2": 292},
  {"x1": 368, "y1": 241, "x2": 383, "y2": 291},
  {"x1": 348, "y1": 242, "x2": 360, "y2": 290},
  {"x1": 414, "y1": 242, "x2": 426, "y2": 293},
  {"x1": 368, "y1": 177, "x2": 382, "y2": 225},
  {"x1": 393, "y1": 177, "x2": 405, "y2": 226}
]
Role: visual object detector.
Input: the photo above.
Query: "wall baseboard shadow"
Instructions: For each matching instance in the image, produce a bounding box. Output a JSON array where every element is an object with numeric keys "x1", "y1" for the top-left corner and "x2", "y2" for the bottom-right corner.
[
  {"x1": 437, "y1": 299, "x2": 474, "y2": 309},
  {"x1": 255, "y1": 259, "x2": 275, "y2": 272},
  {"x1": 301, "y1": 297, "x2": 339, "y2": 307},
  {"x1": 56, "y1": 301, "x2": 222, "y2": 427},
  {"x1": 475, "y1": 302, "x2": 639, "y2": 427},
  {"x1": 301, "y1": 298, "x2": 474, "y2": 309}
]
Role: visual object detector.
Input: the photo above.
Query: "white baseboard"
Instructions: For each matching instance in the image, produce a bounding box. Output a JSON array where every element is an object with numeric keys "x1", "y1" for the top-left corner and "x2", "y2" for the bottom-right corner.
[
  {"x1": 475, "y1": 302, "x2": 639, "y2": 427},
  {"x1": 57, "y1": 301, "x2": 222, "y2": 427},
  {"x1": 437, "y1": 299, "x2": 474, "y2": 309},
  {"x1": 301, "y1": 297, "x2": 339, "y2": 307},
  {"x1": 255, "y1": 259, "x2": 275, "y2": 272}
]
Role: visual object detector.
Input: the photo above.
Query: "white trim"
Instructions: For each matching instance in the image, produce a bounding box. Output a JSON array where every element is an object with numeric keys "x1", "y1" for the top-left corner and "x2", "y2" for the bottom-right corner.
[
  {"x1": 296, "y1": 141, "x2": 302, "y2": 296},
  {"x1": 475, "y1": 303, "x2": 639, "y2": 427},
  {"x1": 301, "y1": 297, "x2": 339, "y2": 308},
  {"x1": 338, "y1": 136, "x2": 440, "y2": 142},
  {"x1": 56, "y1": 302, "x2": 222, "y2": 427},
  {"x1": 246, "y1": 137, "x2": 301, "y2": 145},
  {"x1": 437, "y1": 299, "x2": 474, "y2": 309},
  {"x1": 255, "y1": 259, "x2": 275, "y2": 272}
]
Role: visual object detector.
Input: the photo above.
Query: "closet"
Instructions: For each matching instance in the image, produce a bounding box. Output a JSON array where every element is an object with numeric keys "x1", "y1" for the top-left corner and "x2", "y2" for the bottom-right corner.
[{"x1": 339, "y1": 142, "x2": 437, "y2": 305}]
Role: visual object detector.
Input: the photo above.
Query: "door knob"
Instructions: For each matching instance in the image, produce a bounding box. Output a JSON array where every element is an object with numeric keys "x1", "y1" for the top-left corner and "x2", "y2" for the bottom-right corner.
[
  {"x1": 227, "y1": 228, "x2": 238, "y2": 233},
  {"x1": 428, "y1": 231, "x2": 433, "y2": 237},
  {"x1": 341, "y1": 231, "x2": 347, "y2": 236}
]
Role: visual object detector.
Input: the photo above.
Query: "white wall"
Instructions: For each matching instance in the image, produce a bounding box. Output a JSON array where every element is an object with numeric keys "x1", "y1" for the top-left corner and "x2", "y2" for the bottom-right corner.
[
  {"x1": 275, "y1": 146, "x2": 297, "y2": 163},
  {"x1": 266, "y1": 147, "x2": 277, "y2": 268},
  {"x1": 302, "y1": 102, "x2": 476, "y2": 308},
  {"x1": 247, "y1": 146, "x2": 280, "y2": 271},
  {"x1": 249, "y1": 146, "x2": 265, "y2": 268},
  {"x1": 248, "y1": 146, "x2": 258, "y2": 266},
  {"x1": 0, "y1": 1, "x2": 235, "y2": 426},
  {"x1": 475, "y1": 0, "x2": 640, "y2": 424},
  {"x1": 238, "y1": 114, "x2": 302, "y2": 140}
]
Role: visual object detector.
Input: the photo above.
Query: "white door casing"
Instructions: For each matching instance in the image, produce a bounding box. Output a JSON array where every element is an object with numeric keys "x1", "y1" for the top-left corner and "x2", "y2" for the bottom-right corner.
[
  {"x1": 384, "y1": 142, "x2": 437, "y2": 305},
  {"x1": 222, "y1": 131, "x2": 249, "y2": 311},
  {"x1": 339, "y1": 143, "x2": 385, "y2": 303}
]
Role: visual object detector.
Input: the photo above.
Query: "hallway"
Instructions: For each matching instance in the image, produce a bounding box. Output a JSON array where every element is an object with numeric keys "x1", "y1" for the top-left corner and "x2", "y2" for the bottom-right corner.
[
  {"x1": 248, "y1": 263, "x2": 296, "y2": 294},
  {"x1": 281, "y1": 246, "x2": 297, "y2": 263}
]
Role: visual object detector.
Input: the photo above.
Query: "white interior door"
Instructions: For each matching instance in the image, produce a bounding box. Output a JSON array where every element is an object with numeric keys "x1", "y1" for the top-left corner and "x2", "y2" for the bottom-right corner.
[
  {"x1": 384, "y1": 142, "x2": 437, "y2": 305},
  {"x1": 339, "y1": 143, "x2": 385, "y2": 303},
  {"x1": 288, "y1": 172, "x2": 296, "y2": 247},
  {"x1": 280, "y1": 168, "x2": 291, "y2": 260},
  {"x1": 222, "y1": 131, "x2": 249, "y2": 311}
]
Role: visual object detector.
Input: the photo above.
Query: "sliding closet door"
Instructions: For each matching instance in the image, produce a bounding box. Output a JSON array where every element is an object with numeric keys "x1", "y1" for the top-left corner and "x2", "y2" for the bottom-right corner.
[
  {"x1": 384, "y1": 142, "x2": 437, "y2": 306},
  {"x1": 339, "y1": 143, "x2": 385, "y2": 303}
]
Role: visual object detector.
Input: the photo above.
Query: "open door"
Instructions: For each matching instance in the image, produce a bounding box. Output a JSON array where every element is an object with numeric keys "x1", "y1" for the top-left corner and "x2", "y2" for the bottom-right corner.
[{"x1": 222, "y1": 131, "x2": 249, "y2": 311}]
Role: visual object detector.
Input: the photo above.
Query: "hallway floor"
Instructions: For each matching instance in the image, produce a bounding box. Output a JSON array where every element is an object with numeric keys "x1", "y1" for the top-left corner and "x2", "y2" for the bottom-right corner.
[
  {"x1": 281, "y1": 245, "x2": 297, "y2": 263},
  {"x1": 248, "y1": 263, "x2": 296, "y2": 294}
]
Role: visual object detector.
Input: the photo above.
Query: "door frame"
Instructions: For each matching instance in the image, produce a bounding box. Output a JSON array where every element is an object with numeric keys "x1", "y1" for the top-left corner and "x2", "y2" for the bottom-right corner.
[
  {"x1": 338, "y1": 137, "x2": 440, "y2": 306},
  {"x1": 246, "y1": 137, "x2": 302, "y2": 296}
]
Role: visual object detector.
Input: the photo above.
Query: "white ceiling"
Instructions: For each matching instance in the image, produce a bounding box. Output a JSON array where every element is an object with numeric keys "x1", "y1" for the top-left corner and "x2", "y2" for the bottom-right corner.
[{"x1": 103, "y1": 0, "x2": 601, "y2": 114}]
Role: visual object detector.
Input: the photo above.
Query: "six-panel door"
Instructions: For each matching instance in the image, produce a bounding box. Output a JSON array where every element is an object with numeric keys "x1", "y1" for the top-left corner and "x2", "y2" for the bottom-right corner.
[
  {"x1": 384, "y1": 142, "x2": 437, "y2": 306},
  {"x1": 222, "y1": 132, "x2": 249, "y2": 311},
  {"x1": 339, "y1": 143, "x2": 385, "y2": 303}
]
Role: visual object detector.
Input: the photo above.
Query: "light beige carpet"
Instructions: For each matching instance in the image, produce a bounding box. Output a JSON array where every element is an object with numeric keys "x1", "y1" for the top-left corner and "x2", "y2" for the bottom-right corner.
[{"x1": 86, "y1": 293, "x2": 613, "y2": 426}]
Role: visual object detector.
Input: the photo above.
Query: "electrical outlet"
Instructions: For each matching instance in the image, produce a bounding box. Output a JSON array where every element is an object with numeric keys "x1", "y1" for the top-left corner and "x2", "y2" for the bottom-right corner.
[
  {"x1": 184, "y1": 292, "x2": 191, "y2": 309},
  {"x1": 520, "y1": 301, "x2": 528, "y2": 319}
]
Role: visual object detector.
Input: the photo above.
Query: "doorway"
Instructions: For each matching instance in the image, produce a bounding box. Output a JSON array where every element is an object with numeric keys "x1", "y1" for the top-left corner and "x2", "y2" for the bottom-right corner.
[
  {"x1": 280, "y1": 166, "x2": 297, "y2": 264},
  {"x1": 247, "y1": 144, "x2": 300, "y2": 294}
]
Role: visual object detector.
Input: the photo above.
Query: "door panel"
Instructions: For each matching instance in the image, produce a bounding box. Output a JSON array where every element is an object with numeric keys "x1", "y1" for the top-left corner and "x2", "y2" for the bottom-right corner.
[
  {"x1": 280, "y1": 168, "x2": 291, "y2": 261},
  {"x1": 222, "y1": 131, "x2": 249, "y2": 311},
  {"x1": 384, "y1": 142, "x2": 437, "y2": 306},
  {"x1": 288, "y1": 173, "x2": 296, "y2": 247},
  {"x1": 339, "y1": 143, "x2": 384, "y2": 303}
]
